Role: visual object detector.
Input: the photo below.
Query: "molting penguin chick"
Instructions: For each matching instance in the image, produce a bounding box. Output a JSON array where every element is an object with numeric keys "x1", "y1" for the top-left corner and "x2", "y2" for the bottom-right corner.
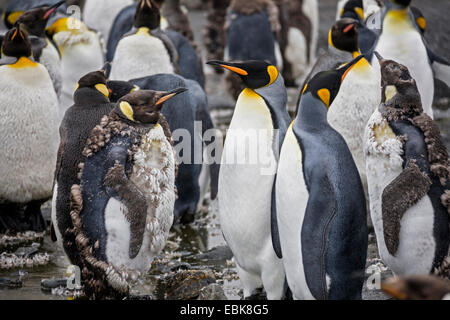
[
  {"x1": 70, "y1": 88, "x2": 187, "y2": 298},
  {"x1": 207, "y1": 59, "x2": 290, "y2": 299},
  {"x1": 364, "y1": 53, "x2": 450, "y2": 277},
  {"x1": 0, "y1": 25, "x2": 59, "y2": 233},
  {"x1": 327, "y1": 18, "x2": 380, "y2": 194},
  {"x1": 52, "y1": 66, "x2": 116, "y2": 266},
  {"x1": 276, "y1": 55, "x2": 368, "y2": 300},
  {"x1": 109, "y1": 0, "x2": 178, "y2": 81},
  {"x1": 14, "y1": 1, "x2": 65, "y2": 98}
]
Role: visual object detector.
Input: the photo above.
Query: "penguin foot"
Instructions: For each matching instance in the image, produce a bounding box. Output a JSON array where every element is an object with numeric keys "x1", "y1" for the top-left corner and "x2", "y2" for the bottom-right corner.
[{"x1": 244, "y1": 287, "x2": 266, "y2": 300}]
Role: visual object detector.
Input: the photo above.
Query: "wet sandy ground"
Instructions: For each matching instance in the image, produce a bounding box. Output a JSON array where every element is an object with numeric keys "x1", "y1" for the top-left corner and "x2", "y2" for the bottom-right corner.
[{"x1": 1, "y1": 0, "x2": 449, "y2": 300}]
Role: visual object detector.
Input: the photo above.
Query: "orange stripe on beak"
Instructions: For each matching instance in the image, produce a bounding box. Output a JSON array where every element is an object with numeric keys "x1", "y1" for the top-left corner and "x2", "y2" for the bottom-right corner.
[
  {"x1": 221, "y1": 65, "x2": 248, "y2": 76},
  {"x1": 343, "y1": 24, "x2": 354, "y2": 33},
  {"x1": 11, "y1": 29, "x2": 18, "y2": 40}
]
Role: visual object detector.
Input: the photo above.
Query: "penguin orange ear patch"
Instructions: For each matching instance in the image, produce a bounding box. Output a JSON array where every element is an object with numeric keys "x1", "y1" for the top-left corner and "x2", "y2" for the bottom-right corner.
[
  {"x1": 317, "y1": 88, "x2": 331, "y2": 107},
  {"x1": 95, "y1": 84, "x2": 109, "y2": 98},
  {"x1": 267, "y1": 65, "x2": 278, "y2": 85},
  {"x1": 120, "y1": 101, "x2": 135, "y2": 122},
  {"x1": 301, "y1": 83, "x2": 308, "y2": 95},
  {"x1": 354, "y1": 7, "x2": 364, "y2": 20},
  {"x1": 416, "y1": 17, "x2": 426, "y2": 31}
]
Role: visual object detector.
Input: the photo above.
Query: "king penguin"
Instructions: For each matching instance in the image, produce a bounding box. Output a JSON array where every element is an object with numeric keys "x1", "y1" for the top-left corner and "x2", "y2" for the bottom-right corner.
[
  {"x1": 0, "y1": 25, "x2": 59, "y2": 233},
  {"x1": 371, "y1": 0, "x2": 441, "y2": 118},
  {"x1": 51, "y1": 67, "x2": 115, "y2": 265},
  {"x1": 109, "y1": 0, "x2": 178, "y2": 81},
  {"x1": 275, "y1": 55, "x2": 368, "y2": 300},
  {"x1": 69, "y1": 88, "x2": 187, "y2": 298},
  {"x1": 207, "y1": 59, "x2": 291, "y2": 299},
  {"x1": 83, "y1": 0, "x2": 134, "y2": 44},
  {"x1": 364, "y1": 52, "x2": 450, "y2": 277},
  {"x1": 13, "y1": 1, "x2": 65, "y2": 98},
  {"x1": 108, "y1": 73, "x2": 217, "y2": 224},
  {"x1": 327, "y1": 18, "x2": 380, "y2": 192},
  {"x1": 224, "y1": 0, "x2": 283, "y2": 100}
]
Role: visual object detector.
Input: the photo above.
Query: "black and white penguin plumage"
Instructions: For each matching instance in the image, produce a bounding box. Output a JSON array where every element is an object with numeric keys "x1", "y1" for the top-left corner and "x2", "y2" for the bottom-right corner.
[
  {"x1": 371, "y1": 0, "x2": 442, "y2": 118},
  {"x1": 327, "y1": 18, "x2": 380, "y2": 192},
  {"x1": 0, "y1": 25, "x2": 59, "y2": 233},
  {"x1": 224, "y1": 0, "x2": 282, "y2": 100},
  {"x1": 207, "y1": 59, "x2": 291, "y2": 299},
  {"x1": 108, "y1": 73, "x2": 217, "y2": 224},
  {"x1": 276, "y1": 55, "x2": 368, "y2": 300},
  {"x1": 83, "y1": 0, "x2": 134, "y2": 44},
  {"x1": 51, "y1": 68, "x2": 115, "y2": 265},
  {"x1": 3, "y1": 0, "x2": 66, "y2": 29},
  {"x1": 13, "y1": 2, "x2": 64, "y2": 98},
  {"x1": 364, "y1": 53, "x2": 450, "y2": 277},
  {"x1": 69, "y1": 88, "x2": 186, "y2": 298},
  {"x1": 109, "y1": 0, "x2": 178, "y2": 81}
]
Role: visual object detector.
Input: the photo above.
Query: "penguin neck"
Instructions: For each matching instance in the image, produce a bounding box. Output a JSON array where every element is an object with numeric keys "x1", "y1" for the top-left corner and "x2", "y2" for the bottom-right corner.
[
  {"x1": 295, "y1": 93, "x2": 329, "y2": 130},
  {"x1": 6, "y1": 56, "x2": 38, "y2": 68},
  {"x1": 384, "y1": 7, "x2": 413, "y2": 33},
  {"x1": 351, "y1": 50, "x2": 371, "y2": 70},
  {"x1": 74, "y1": 88, "x2": 110, "y2": 105}
]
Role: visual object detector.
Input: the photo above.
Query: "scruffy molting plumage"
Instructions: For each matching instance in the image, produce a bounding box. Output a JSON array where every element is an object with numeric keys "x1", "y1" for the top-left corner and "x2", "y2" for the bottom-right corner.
[
  {"x1": 229, "y1": 0, "x2": 280, "y2": 33},
  {"x1": 382, "y1": 160, "x2": 432, "y2": 255},
  {"x1": 203, "y1": 0, "x2": 229, "y2": 65},
  {"x1": 162, "y1": 0, "x2": 195, "y2": 43}
]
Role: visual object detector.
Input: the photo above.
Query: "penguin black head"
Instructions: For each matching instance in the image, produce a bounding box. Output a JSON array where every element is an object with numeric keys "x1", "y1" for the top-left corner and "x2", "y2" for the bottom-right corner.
[
  {"x1": 206, "y1": 60, "x2": 279, "y2": 90},
  {"x1": 410, "y1": 7, "x2": 426, "y2": 34},
  {"x1": 382, "y1": 275, "x2": 450, "y2": 300},
  {"x1": 329, "y1": 18, "x2": 359, "y2": 53},
  {"x1": 106, "y1": 80, "x2": 140, "y2": 103},
  {"x1": 14, "y1": 1, "x2": 65, "y2": 37},
  {"x1": 340, "y1": 0, "x2": 364, "y2": 21},
  {"x1": 300, "y1": 55, "x2": 364, "y2": 108},
  {"x1": 116, "y1": 88, "x2": 188, "y2": 124},
  {"x1": 134, "y1": 0, "x2": 161, "y2": 30},
  {"x1": 74, "y1": 65, "x2": 110, "y2": 103},
  {"x1": 390, "y1": 0, "x2": 411, "y2": 7},
  {"x1": 1, "y1": 25, "x2": 32, "y2": 58}
]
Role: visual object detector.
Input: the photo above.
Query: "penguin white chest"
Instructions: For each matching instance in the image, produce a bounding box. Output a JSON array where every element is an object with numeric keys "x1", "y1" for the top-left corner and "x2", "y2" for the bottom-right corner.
[
  {"x1": 373, "y1": 12, "x2": 434, "y2": 117},
  {"x1": 364, "y1": 110, "x2": 436, "y2": 275},
  {"x1": 110, "y1": 31, "x2": 174, "y2": 81},
  {"x1": 104, "y1": 125, "x2": 175, "y2": 272},
  {"x1": 219, "y1": 89, "x2": 277, "y2": 269},
  {"x1": 276, "y1": 126, "x2": 314, "y2": 300}
]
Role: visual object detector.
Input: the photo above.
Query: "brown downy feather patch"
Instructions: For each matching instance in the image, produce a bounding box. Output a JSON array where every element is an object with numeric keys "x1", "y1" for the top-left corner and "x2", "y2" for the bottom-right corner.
[
  {"x1": 162, "y1": 0, "x2": 195, "y2": 42},
  {"x1": 442, "y1": 191, "x2": 450, "y2": 215},
  {"x1": 229, "y1": 0, "x2": 280, "y2": 33},
  {"x1": 433, "y1": 256, "x2": 450, "y2": 279},
  {"x1": 203, "y1": 0, "x2": 229, "y2": 63},
  {"x1": 382, "y1": 160, "x2": 432, "y2": 256}
]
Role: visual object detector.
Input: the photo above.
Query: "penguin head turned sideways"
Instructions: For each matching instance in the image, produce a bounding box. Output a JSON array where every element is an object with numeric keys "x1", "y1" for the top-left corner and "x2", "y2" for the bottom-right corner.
[
  {"x1": 329, "y1": 18, "x2": 359, "y2": 53},
  {"x1": 134, "y1": 0, "x2": 161, "y2": 30},
  {"x1": 107, "y1": 80, "x2": 140, "y2": 103},
  {"x1": 115, "y1": 88, "x2": 188, "y2": 125},
  {"x1": 340, "y1": 0, "x2": 364, "y2": 22},
  {"x1": 300, "y1": 55, "x2": 364, "y2": 109},
  {"x1": 1, "y1": 25, "x2": 32, "y2": 59},
  {"x1": 206, "y1": 60, "x2": 279, "y2": 90},
  {"x1": 14, "y1": 1, "x2": 65, "y2": 37},
  {"x1": 74, "y1": 65, "x2": 110, "y2": 104}
]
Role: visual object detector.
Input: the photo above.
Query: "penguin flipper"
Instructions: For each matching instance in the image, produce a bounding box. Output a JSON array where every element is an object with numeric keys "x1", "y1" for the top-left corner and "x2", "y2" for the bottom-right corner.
[
  {"x1": 271, "y1": 177, "x2": 282, "y2": 259},
  {"x1": 301, "y1": 174, "x2": 337, "y2": 300},
  {"x1": 103, "y1": 146, "x2": 150, "y2": 260},
  {"x1": 382, "y1": 161, "x2": 432, "y2": 256},
  {"x1": 427, "y1": 47, "x2": 450, "y2": 88}
]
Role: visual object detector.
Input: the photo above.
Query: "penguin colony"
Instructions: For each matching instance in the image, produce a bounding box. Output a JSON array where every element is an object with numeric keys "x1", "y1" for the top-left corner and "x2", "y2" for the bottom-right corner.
[{"x1": 0, "y1": 0, "x2": 448, "y2": 300}]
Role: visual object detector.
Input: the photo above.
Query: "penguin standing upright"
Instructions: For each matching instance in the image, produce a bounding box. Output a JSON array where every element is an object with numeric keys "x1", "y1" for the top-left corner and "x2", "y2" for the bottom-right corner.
[
  {"x1": 276, "y1": 56, "x2": 368, "y2": 300},
  {"x1": 207, "y1": 59, "x2": 290, "y2": 299},
  {"x1": 364, "y1": 53, "x2": 450, "y2": 277},
  {"x1": 0, "y1": 26, "x2": 59, "y2": 232},
  {"x1": 83, "y1": 0, "x2": 134, "y2": 44},
  {"x1": 51, "y1": 68, "x2": 115, "y2": 265},
  {"x1": 224, "y1": 0, "x2": 282, "y2": 100},
  {"x1": 109, "y1": 0, "x2": 178, "y2": 81},
  {"x1": 371, "y1": 0, "x2": 439, "y2": 118},
  {"x1": 327, "y1": 19, "x2": 380, "y2": 191},
  {"x1": 13, "y1": 1, "x2": 65, "y2": 98},
  {"x1": 70, "y1": 88, "x2": 186, "y2": 298}
]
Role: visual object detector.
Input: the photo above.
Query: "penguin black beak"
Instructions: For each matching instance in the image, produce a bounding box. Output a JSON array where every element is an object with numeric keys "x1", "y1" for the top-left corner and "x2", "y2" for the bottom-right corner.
[
  {"x1": 206, "y1": 60, "x2": 249, "y2": 76},
  {"x1": 43, "y1": 1, "x2": 65, "y2": 20},
  {"x1": 374, "y1": 51, "x2": 384, "y2": 65},
  {"x1": 338, "y1": 54, "x2": 364, "y2": 82},
  {"x1": 154, "y1": 87, "x2": 188, "y2": 108}
]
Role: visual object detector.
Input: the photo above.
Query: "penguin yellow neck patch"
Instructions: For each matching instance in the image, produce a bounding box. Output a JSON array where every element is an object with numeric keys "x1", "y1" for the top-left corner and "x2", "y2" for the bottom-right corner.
[
  {"x1": 385, "y1": 9, "x2": 412, "y2": 32},
  {"x1": 354, "y1": 7, "x2": 364, "y2": 20},
  {"x1": 120, "y1": 101, "x2": 135, "y2": 122},
  {"x1": 95, "y1": 84, "x2": 109, "y2": 98},
  {"x1": 317, "y1": 89, "x2": 331, "y2": 108},
  {"x1": 137, "y1": 27, "x2": 151, "y2": 36},
  {"x1": 8, "y1": 57, "x2": 38, "y2": 69}
]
